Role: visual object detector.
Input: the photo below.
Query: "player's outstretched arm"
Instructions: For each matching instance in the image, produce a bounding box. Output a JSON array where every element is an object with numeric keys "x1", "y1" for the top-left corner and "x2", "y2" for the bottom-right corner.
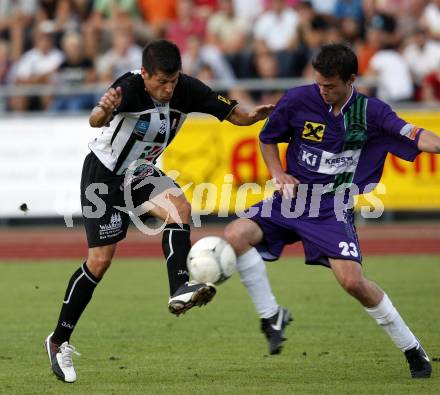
[
  {"x1": 226, "y1": 104, "x2": 275, "y2": 126},
  {"x1": 260, "y1": 142, "x2": 299, "y2": 199},
  {"x1": 89, "y1": 87, "x2": 122, "y2": 128},
  {"x1": 417, "y1": 130, "x2": 440, "y2": 153}
]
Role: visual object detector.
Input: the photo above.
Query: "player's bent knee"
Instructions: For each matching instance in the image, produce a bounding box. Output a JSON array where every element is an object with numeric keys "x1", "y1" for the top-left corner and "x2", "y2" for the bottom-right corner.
[
  {"x1": 87, "y1": 250, "x2": 114, "y2": 278},
  {"x1": 224, "y1": 221, "x2": 249, "y2": 254},
  {"x1": 87, "y1": 257, "x2": 112, "y2": 278}
]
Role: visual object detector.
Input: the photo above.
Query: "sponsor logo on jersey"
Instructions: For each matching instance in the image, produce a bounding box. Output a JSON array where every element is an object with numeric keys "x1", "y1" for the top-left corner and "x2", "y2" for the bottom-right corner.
[
  {"x1": 302, "y1": 121, "x2": 325, "y2": 142},
  {"x1": 99, "y1": 212, "x2": 123, "y2": 231},
  {"x1": 217, "y1": 95, "x2": 231, "y2": 105},
  {"x1": 99, "y1": 212, "x2": 123, "y2": 240},
  {"x1": 324, "y1": 155, "x2": 357, "y2": 169},
  {"x1": 298, "y1": 145, "x2": 322, "y2": 171},
  {"x1": 399, "y1": 123, "x2": 422, "y2": 140},
  {"x1": 124, "y1": 164, "x2": 157, "y2": 186},
  {"x1": 298, "y1": 144, "x2": 360, "y2": 175},
  {"x1": 133, "y1": 119, "x2": 150, "y2": 138}
]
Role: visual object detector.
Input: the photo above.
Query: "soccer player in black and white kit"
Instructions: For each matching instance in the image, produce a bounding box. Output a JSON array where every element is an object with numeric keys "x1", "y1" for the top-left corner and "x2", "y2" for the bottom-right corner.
[{"x1": 44, "y1": 40, "x2": 274, "y2": 383}]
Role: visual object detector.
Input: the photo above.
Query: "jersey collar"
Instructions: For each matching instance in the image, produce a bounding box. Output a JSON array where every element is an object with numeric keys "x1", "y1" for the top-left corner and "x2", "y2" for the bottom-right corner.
[
  {"x1": 314, "y1": 84, "x2": 356, "y2": 115},
  {"x1": 327, "y1": 86, "x2": 356, "y2": 115}
]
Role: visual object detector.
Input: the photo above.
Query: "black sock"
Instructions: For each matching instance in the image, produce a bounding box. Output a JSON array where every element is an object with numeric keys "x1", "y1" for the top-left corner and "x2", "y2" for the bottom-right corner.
[
  {"x1": 162, "y1": 223, "x2": 190, "y2": 295},
  {"x1": 52, "y1": 262, "x2": 101, "y2": 344}
]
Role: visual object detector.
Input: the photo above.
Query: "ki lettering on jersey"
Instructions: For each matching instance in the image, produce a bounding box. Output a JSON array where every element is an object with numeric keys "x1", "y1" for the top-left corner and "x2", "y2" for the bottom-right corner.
[
  {"x1": 298, "y1": 144, "x2": 360, "y2": 175},
  {"x1": 299, "y1": 145, "x2": 322, "y2": 171}
]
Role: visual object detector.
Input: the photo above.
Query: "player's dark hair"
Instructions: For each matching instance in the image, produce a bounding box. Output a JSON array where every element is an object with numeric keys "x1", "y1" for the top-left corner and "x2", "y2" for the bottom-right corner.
[
  {"x1": 312, "y1": 44, "x2": 358, "y2": 82},
  {"x1": 142, "y1": 40, "x2": 182, "y2": 76}
]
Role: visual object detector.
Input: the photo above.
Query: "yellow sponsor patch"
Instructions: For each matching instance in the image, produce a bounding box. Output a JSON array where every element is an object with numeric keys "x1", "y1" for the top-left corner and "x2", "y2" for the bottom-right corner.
[
  {"x1": 302, "y1": 121, "x2": 325, "y2": 142},
  {"x1": 217, "y1": 95, "x2": 231, "y2": 105}
]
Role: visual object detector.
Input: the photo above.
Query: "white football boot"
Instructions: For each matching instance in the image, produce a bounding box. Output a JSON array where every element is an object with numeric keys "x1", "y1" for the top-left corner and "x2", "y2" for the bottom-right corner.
[{"x1": 44, "y1": 332, "x2": 80, "y2": 383}]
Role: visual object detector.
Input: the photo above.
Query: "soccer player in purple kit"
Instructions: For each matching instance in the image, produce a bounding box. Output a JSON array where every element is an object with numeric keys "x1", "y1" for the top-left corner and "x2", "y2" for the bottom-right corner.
[{"x1": 225, "y1": 44, "x2": 439, "y2": 378}]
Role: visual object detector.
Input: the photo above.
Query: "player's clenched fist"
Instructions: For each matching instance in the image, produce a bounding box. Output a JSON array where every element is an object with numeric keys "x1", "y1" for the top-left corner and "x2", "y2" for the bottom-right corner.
[{"x1": 98, "y1": 86, "x2": 122, "y2": 113}]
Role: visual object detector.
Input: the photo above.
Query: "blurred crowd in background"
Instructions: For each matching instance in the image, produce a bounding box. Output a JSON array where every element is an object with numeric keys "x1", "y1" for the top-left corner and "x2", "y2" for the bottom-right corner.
[{"x1": 2, "y1": 0, "x2": 440, "y2": 112}]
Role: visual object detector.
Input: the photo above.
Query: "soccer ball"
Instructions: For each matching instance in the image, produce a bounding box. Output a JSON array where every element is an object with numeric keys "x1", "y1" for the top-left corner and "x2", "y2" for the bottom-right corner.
[{"x1": 187, "y1": 236, "x2": 237, "y2": 284}]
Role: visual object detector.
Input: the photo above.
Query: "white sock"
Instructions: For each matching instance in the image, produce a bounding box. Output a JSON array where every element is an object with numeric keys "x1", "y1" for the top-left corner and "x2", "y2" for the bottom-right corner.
[
  {"x1": 236, "y1": 248, "x2": 278, "y2": 319},
  {"x1": 364, "y1": 293, "x2": 418, "y2": 352}
]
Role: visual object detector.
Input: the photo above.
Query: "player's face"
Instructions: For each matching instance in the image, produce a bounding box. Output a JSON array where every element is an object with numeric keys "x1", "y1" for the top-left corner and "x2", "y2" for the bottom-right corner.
[
  {"x1": 314, "y1": 71, "x2": 355, "y2": 107},
  {"x1": 142, "y1": 68, "x2": 180, "y2": 103}
]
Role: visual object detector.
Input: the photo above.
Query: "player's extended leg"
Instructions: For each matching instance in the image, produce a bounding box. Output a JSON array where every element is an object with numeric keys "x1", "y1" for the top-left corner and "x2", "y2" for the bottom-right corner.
[
  {"x1": 45, "y1": 244, "x2": 117, "y2": 383},
  {"x1": 225, "y1": 218, "x2": 292, "y2": 355},
  {"x1": 329, "y1": 258, "x2": 432, "y2": 378},
  {"x1": 146, "y1": 188, "x2": 216, "y2": 315}
]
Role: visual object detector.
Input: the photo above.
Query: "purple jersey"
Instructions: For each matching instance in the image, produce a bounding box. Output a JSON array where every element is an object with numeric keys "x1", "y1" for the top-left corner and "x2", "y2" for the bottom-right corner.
[
  {"x1": 259, "y1": 84, "x2": 421, "y2": 193},
  {"x1": 249, "y1": 84, "x2": 422, "y2": 266}
]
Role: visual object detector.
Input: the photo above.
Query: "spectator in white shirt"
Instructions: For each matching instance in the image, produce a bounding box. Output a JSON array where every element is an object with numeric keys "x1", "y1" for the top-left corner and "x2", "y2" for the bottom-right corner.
[
  {"x1": 232, "y1": 0, "x2": 264, "y2": 25},
  {"x1": 421, "y1": 0, "x2": 440, "y2": 41},
  {"x1": 365, "y1": 13, "x2": 414, "y2": 102},
  {"x1": 9, "y1": 24, "x2": 63, "y2": 111},
  {"x1": 253, "y1": 0, "x2": 299, "y2": 52},
  {"x1": 403, "y1": 27, "x2": 440, "y2": 84}
]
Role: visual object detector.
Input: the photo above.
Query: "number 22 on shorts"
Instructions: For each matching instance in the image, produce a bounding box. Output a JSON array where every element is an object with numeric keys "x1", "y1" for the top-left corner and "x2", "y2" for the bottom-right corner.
[{"x1": 339, "y1": 241, "x2": 359, "y2": 257}]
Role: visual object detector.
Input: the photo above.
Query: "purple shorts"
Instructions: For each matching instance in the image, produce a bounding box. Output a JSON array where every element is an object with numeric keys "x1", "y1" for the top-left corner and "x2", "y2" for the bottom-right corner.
[{"x1": 246, "y1": 193, "x2": 362, "y2": 268}]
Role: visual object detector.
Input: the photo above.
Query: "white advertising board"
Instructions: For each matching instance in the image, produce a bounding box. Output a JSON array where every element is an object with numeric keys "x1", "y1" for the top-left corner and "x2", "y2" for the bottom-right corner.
[{"x1": 0, "y1": 115, "x2": 95, "y2": 219}]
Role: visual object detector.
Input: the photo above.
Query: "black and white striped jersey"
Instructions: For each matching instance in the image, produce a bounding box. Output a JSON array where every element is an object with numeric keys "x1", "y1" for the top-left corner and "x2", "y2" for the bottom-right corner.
[{"x1": 89, "y1": 71, "x2": 238, "y2": 175}]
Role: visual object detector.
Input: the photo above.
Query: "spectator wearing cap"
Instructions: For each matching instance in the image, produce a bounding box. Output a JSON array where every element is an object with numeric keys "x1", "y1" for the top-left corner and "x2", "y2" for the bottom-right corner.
[
  {"x1": 333, "y1": 0, "x2": 364, "y2": 46},
  {"x1": 365, "y1": 13, "x2": 414, "y2": 102},
  {"x1": 333, "y1": 0, "x2": 364, "y2": 24}
]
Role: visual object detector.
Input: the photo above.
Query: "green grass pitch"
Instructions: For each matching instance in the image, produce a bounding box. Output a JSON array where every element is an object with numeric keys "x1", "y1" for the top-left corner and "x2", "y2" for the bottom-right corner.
[{"x1": 0, "y1": 256, "x2": 439, "y2": 394}]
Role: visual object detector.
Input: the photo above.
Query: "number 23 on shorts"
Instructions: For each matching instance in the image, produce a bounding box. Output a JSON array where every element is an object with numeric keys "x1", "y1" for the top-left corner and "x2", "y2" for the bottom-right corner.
[{"x1": 338, "y1": 241, "x2": 359, "y2": 257}]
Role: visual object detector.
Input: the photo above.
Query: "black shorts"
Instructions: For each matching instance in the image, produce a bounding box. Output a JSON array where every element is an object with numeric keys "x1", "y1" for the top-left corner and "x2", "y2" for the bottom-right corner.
[{"x1": 80, "y1": 152, "x2": 179, "y2": 248}]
